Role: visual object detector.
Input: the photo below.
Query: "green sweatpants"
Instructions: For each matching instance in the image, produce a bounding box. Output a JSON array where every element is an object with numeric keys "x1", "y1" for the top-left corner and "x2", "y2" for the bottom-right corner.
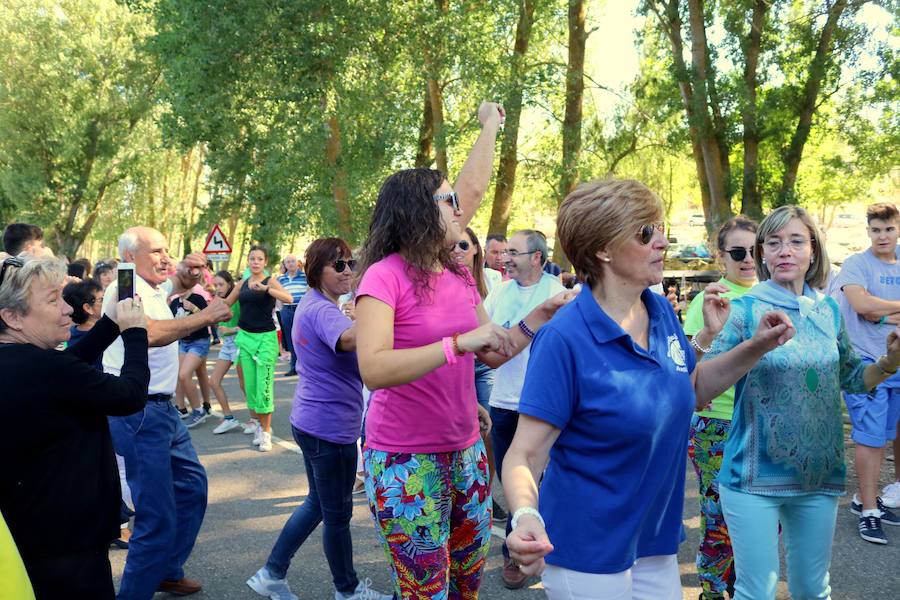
[{"x1": 234, "y1": 329, "x2": 279, "y2": 414}]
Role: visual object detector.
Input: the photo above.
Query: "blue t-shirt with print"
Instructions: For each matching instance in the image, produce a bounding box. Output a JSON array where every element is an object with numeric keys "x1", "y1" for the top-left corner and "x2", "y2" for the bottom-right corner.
[{"x1": 518, "y1": 285, "x2": 696, "y2": 574}]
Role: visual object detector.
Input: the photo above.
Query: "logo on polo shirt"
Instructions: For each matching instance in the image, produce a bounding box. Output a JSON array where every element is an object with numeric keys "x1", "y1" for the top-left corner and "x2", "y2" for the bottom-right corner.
[{"x1": 666, "y1": 334, "x2": 688, "y2": 373}]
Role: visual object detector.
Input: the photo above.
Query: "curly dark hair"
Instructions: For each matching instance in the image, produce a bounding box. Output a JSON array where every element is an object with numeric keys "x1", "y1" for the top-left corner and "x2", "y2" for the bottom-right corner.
[{"x1": 357, "y1": 168, "x2": 468, "y2": 300}]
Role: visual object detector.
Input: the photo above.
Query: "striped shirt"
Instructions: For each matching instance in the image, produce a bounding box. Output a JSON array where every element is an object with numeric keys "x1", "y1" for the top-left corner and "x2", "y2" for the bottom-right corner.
[{"x1": 278, "y1": 271, "x2": 309, "y2": 305}]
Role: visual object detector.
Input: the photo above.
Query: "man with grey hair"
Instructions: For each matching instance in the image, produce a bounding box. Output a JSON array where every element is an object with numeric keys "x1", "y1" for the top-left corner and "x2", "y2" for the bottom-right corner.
[
  {"x1": 484, "y1": 229, "x2": 565, "y2": 589},
  {"x1": 102, "y1": 226, "x2": 231, "y2": 599}
]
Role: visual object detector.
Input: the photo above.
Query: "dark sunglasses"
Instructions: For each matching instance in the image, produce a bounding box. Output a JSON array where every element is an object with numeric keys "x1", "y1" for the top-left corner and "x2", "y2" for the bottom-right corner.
[
  {"x1": 454, "y1": 240, "x2": 471, "y2": 252},
  {"x1": 332, "y1": 259, "x2": 357, "y2": 273},
  {"x1": 0, "y1": 256, "x2": 24, "y2": 286},
  {"x1": 725, "y1": 247, "x2": 754, "y2": 261},
  {"x1": 637, "y1": 223, "x2": 665, "y2": 245},
  {"x1": 433, "y1": 191, "x2": 460, "y2": 213}
]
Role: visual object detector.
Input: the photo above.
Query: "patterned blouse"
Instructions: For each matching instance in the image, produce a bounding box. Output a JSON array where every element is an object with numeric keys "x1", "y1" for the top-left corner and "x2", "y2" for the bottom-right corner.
[{"x1": 706, "y1": 282, "x2": 867, "y2": 496}]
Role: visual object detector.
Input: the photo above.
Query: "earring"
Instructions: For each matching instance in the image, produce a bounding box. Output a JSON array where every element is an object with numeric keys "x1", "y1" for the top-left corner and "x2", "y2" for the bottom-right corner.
[
  {"x1": 600, "y1": 257, "x2": 611, "y2": 263},
  {"x1": 761, "y1": 258, "x2": 766, "y2": 264}
]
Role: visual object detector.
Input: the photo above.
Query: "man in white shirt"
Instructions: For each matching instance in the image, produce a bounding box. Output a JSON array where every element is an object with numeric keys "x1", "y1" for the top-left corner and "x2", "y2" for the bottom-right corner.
[
  {"x1": 484, "y1": 229, "x2": 564, "y2": 589},
  {"x1": 103, "y1": 227, "x2": 231, "y2": 599}
]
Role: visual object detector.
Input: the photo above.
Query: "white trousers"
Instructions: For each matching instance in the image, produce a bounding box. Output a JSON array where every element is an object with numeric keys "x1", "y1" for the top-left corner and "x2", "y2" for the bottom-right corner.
[{"x1": 542, "y1": 554, "x2": 681, "y2": 600}]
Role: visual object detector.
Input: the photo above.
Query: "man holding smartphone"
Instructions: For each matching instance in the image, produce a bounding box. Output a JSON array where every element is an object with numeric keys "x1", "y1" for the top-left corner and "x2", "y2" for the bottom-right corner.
[{"x1": 102, "y1": 226, "x2": 231, "y2": 599}]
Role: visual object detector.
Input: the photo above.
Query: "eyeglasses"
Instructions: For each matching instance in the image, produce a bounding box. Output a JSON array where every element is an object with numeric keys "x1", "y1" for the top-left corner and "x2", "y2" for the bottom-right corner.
[
  {"x1": 454, "y1": 240, "x2": 471, "y2": 252},
  {"x1": 332, "y1": 259, "x2": 357, "y2": 273},
  {"x1": 433, "y1": 191, "x2": 460, "y2": 213},
  {"x1": 637, "y1": 223, "x2": 665, "y2": 245},
  {"x1": 503, "y1": 250, "x2": 538, "y2": 258},
  {"x1": 0, "y1": 257, "x2": 24, "y2": 287},
  {"x1": 762, "y1": 238, "x2": 810, "y2": 253},
  {"x1": 725, "y1": 247, "x2": 754, "y2": 262}
]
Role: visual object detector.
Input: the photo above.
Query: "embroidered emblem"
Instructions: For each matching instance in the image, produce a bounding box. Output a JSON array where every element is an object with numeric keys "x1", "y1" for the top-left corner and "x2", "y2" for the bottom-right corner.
[{"x1": 667, "y1": 334, "x2": 688, "y2": 373}]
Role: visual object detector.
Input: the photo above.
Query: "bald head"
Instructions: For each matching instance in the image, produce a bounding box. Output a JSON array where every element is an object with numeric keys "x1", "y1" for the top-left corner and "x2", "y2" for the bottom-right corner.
[{"x1": 119, "y1": 227, "x2": 171, "y2": 286}]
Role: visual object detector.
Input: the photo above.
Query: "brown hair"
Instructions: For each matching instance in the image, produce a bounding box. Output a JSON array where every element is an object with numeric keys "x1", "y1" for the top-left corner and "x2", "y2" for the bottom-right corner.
[
  {"x1": 464, "y1": 228, "x2": 488, "y2": 299},
  {"x1": 755, "y1": 205, "x2": 830, "y2": 289},
  {"x1": 556, "y1": 178, "x2": 662, "y2": 287},
  {"x1": 867, "y1": 203, "x2": 899, "y2": 224},
  {"x1": 305, "y1": 238, "x2": 353, "y2": 291},
  {"x1": 716, "y1": 215, "x2": 758, "y2": 251}
]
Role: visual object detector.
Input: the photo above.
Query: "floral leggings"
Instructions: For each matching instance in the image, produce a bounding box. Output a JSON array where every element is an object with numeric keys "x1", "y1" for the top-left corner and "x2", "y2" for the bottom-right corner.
[
  {"x1": 363, "y1": 440, "x2": 492, "y2": 600},
  {"x1": 688, "y1": 415, "x2": 735, "y2": 600}
]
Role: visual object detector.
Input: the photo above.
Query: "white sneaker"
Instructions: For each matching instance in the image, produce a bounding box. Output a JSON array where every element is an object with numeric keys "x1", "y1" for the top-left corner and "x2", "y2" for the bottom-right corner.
[
  {"x1": 212, "y1": 418, "x2": 241, "y2": 434},
  {"x1": 252, "y1": 424, "x2": 262, "y2": 446},
  {"x1": 243, "y1": 418, "x2": 260, "y2": 434},
  {"x1": 246, "y1": 566, "x2": 298, "y2": 600},
  {"x1": 258, "y1": 431, "x2": 273, "y2": 452},
  {"x1": 335, "y1": 578, "x2": 392, "y2": 600},
  {"x1": 882, "y1": 481, "x2": 900, "y2": 508}
]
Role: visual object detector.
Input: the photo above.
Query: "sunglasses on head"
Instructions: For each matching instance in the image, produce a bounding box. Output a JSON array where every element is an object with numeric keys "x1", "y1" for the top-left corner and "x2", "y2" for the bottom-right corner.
[
  {"x1": 0, "y1": 256, "x2": 24, "y2": 287},
  {"x1": 725, "y1": 247, "x2": 754, "y2": 261},
  {"x1": 637, "y1": 223, "x2": 665, "y2": 245},
  {"x1": 332, "y1": 259, "x2": 357, "y2": 273},
  {"x1": 454, "y1": 240, "x2": 470, "y2": 252},
  {"x1": 433, "y1": 191, "x2": 460, "y2": 213}
]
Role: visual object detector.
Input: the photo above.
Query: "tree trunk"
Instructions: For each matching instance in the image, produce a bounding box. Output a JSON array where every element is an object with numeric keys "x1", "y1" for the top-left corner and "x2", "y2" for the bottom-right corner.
[
  {"x1": 686, "y1": 0, "x2": 731, "y2": 236},
  {"x1": 488, "y1": 0, "x2": 536, "y2": 237},
  {"x1": 427, "y1": 79, "x2": 448, "y2": 175},
  {"x1": 414, "y1": 85, "x2": 434, "y2": 168},
  {"x1": 326, "y1": 115, "x2": 353, "y2": 241},
  {"x1": 552, "y1": 0, "x2": 587, "y2": 272},
  {"x1": 776, "y1": 0, "x2": 848, "y2": 205},
  {"x1": 740, "y1": 0, "x2": 768, "y2": 220},
  {"x1": 651, "y1": 0, "x2": 712, "y2": 226},
  {"x1": 183, "y1": 146, "x2": 205, "y2": 256}
]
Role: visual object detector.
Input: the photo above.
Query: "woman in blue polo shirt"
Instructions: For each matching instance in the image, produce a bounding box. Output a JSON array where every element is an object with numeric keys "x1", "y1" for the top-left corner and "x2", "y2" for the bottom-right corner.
[{"x1": 500, "y1": 179, "x2": 794, "y2": 600}]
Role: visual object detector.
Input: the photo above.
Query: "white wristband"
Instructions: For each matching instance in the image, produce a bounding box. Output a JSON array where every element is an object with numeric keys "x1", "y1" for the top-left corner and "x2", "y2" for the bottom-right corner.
[{"x1": 511, "y1": 506, "x2": 545, "y2": 530}]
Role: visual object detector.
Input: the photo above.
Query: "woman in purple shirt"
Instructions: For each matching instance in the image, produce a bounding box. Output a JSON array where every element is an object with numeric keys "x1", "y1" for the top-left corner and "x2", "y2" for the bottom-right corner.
[{"x1": 246, "y1": 238, "x2": 390, "y2": 600}]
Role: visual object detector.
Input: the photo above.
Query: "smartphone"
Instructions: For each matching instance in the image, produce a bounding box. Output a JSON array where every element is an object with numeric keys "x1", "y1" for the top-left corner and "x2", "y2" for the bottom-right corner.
[{"x1": 117, "y1": 263, "x2": 135, "y2": 301}]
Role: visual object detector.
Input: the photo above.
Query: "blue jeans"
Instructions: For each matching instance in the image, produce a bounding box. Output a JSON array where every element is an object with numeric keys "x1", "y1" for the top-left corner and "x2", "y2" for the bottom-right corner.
[
  {"x1": 108, "y1": 399, "x2": 208, "y2": 600},
  {"x1": 720, "y1": 486, "x2": 838, "y2": 600},
  {"x1": 474, "y1": 360, "x2": 494, "y2": 411},
  {"x1": 490, "y1": 406, "x2": 519, "y2": 558},
  {"x1": 265, "y1": 427, "x2": 359, "y2": 594},
  {"x1": 280, "y1": 305, "x2": 297, "y2": 371}
]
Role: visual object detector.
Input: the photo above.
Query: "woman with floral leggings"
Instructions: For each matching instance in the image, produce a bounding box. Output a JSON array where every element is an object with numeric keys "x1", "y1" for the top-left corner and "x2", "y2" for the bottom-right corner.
[
  {"x1": 355, "y1": 102, "x2": 571, "y2": 599},
  {"x1": 684, "y1": 216, "x2": 758, "y2": 599}
]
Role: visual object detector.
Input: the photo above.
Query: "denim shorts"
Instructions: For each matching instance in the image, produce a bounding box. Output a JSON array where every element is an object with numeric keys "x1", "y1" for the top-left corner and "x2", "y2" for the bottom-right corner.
[
  {"x1": 179, "y1": 337, "x2": 211, "y2": 358},
  {"x1": 217, "y1": 335, "x2": 239, "y2": 363}
]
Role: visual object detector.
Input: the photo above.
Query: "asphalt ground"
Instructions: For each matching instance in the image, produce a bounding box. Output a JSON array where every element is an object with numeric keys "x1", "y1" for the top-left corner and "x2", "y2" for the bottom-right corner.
[{"x1": 111, "y1": 348, "x2": 900, "y2": 599}]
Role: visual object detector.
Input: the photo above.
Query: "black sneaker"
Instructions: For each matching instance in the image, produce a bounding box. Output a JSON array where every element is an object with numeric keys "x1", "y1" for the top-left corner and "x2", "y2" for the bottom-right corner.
[
  {"x1": 859, "y1": 514, "x2": 888, "y2": 544},
  {"x1": 850, "y1": 495, "x2": 900, "y2": 525}
]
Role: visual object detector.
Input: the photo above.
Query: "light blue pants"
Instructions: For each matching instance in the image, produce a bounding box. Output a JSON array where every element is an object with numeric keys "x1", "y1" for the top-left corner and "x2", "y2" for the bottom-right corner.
[{"x1": 720, "y1": 486, "x2": 838, "y2": 600}]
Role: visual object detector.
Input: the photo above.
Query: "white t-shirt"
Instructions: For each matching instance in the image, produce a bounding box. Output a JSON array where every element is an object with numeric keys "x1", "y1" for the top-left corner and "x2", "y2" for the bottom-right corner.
[
  {"x1": 103, "y1": 276, "x2": 179, "y2": 395},
  {"x1": 484, "y1": 268, "x2": 503, "y2": 294},
  {"x1": 485, "y1": 275, "x2": 565, "y2": 411}
]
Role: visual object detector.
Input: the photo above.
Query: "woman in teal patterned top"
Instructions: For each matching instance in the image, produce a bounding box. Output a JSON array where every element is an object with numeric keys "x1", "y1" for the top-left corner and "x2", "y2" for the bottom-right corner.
[{"x1": 705, "y1": 206, "x2": 900, "y2": 600}]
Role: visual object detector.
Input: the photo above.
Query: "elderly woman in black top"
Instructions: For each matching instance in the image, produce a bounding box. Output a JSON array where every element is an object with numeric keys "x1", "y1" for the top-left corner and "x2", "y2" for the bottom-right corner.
[{"x1": 0, "y1": 255, "x2": 150, "y2": 599}]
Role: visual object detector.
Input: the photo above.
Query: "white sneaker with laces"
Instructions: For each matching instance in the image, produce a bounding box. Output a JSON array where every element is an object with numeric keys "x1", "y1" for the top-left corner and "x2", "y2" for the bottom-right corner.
[
  {"x1": 335, "y1": 578, "x2": 392, "y2": 600},
  {"x1": 246, "y1": 566, "x2": 298, "y2": 600},
  {"x1": 243, "y1": 419, "x2": 260, "y2": 434},
  {"x1": 882, "y1": 481, "x2": 900, "y2": 508},
  {"x1": 213, "y1": 418, "x2": 241, "y2": 435},
  {"x1": 252, "y1": 424, "x2": 263, "y2": 446},
  {"x1": 259, "y1": 431, "x2": 273, "y2": 452}
]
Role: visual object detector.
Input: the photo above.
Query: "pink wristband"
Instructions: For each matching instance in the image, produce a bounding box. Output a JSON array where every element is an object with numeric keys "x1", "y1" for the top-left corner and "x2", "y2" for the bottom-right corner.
[{"x1": 442, "y1": 336, "x2": 458, "y2": 365}]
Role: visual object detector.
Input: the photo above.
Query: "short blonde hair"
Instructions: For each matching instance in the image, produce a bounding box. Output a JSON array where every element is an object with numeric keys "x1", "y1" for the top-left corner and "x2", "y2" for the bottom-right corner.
[
  {"x1": 556, "y1": 178, "x2": 663, "y2": 287},
  {"x1": 0, "y1": 256, "x2": 66, "y2": 330},
  {"x1": 755, "y1": 205, "x2": 829, "y2": 289}
]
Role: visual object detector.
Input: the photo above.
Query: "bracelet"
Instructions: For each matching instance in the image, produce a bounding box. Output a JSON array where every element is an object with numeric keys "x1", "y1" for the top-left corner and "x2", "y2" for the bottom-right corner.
[
  {"x1": 511, "y1": 506, "x2": 545, "y2": 530},
  {"x1": 442, "y1": 337, "x2": 458, "y2": 366},
  {"x1": 518, "y1": 319, "x2": 536, "y2": 339},
  {"x1": 690, "y1": 335, "x2": 713, "y2": 354},
  {"x1": 879, "y1": 315, "x2": 888, "y2": 325},
  {"x1": 876, "y1": 355, "x2": 898, "y2": 375},
  {"x1": 451, "y1": 333, "x2": 465, "y2": 356}
]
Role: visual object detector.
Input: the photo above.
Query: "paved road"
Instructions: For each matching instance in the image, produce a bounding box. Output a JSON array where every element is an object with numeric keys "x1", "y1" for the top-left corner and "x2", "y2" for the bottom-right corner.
[{"x1": 112, "y1": 349, "x2": 900, "y2": 599}]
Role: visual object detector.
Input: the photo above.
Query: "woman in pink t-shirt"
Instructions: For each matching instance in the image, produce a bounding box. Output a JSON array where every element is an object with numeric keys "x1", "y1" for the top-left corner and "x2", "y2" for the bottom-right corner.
[{"x1": 355, "y1": 115, "x2": 574, "y2": 597}]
